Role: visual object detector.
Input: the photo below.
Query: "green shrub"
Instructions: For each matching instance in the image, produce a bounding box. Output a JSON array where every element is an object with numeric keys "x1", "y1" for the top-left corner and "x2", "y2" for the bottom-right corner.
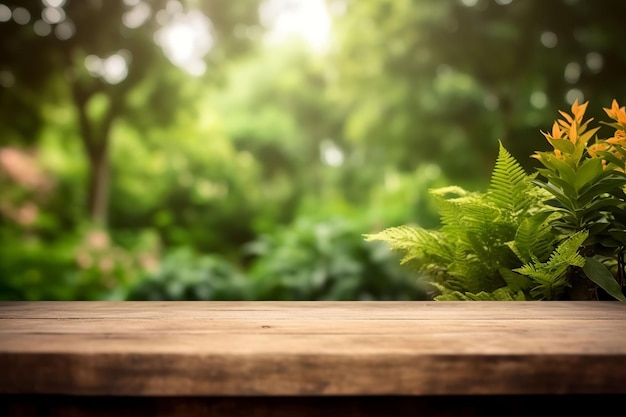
[
  {"x1": 246, "y1": 217, "x2": 429, "y2": 300},
  {"x1": 367, "y1": 101, "x2": 626, "y2": 301},
  {"x1": 127, "y1": 247, "x2": 251, "y2": 301}
]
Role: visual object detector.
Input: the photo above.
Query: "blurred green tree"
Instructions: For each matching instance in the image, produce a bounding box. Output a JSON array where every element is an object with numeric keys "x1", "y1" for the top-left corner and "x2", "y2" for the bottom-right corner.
[
  {"x1": 212, "y1": 41, "x2": 345, "y2": 220},
  {"x1": 0, "y1": 0, "x2": 261, "y2": 225},
  {"x1": 330, "y1": 0, "x2": 626, "y2": 182}
]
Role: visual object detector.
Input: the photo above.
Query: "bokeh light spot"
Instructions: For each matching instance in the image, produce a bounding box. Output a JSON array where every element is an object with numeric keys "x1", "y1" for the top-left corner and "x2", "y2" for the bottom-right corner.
[
  {"x1": 123, "y1": 2, "x2": 151, "y2": 29},
  {"x1": 43, "y1": 0, "x2": 66, "y2": 8},
  {"x1": 155, "y1": 9, "x2": 213, "y2": 76},
  {"x1": 33, "y1": 19, "x2": 52, "y2": 36},
  {"x1": 565, "y1": 88, "x2": 584, "y2": 105},
  {"x1": 102, "y1": 54, "x2": 128, "y2": 84},
  {"x1": 530, "y1": 91, "x2": 547, "y2": 109},
  {"x1": 540, "y1": 31, "x2": 558, "y2": 48},
  {"x1": 320, "y1": 140, "x2": 344, "y2": 167},
  {"x1": 12, "y1": 7, "x2": 31, "y2": 25},
  {"x1": 54, "y1": 20, "x2": 75, "y2": 40},
  {"x1": 483, "y1": 94, "x2": 499, "y2": 111},
  {"x1": 564, "y1": 62, "x2": 581, "y2": 84},
  {"x1": 260, "y1": 0, "x2": 331, "y2": 51},
  {"x1": 42, "y1": 6, "x2": 65, "y2": 24},
  {"x1": 460, "y1": 0, "x2": 479, "y2": 7},
  {"x1": 84, "y1": 55, "x2": 103, "y2": 76},
  {"x1": 0, "y1": 70, "x2": 15, "y2": 88},
  {"x1": 0, "y1": 4, "x2": 11, "y2": 22},
  {"x1": 84, "y1": 52, "x2": 131, "y2": 84},
  {"x1": 585, "y1": 52, "x2": 603, "y2": 74}
]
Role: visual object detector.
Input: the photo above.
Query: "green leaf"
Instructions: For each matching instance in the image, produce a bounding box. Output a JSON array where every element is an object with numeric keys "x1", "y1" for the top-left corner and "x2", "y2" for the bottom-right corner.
[
  {"x1": 547, "y1": 138, "x2": 575, "y2": 155},
  {"x1": 609, "y1": 230, "x2": 626, "y2": 242},
  {"x1": 499, "y1": 268, "x2": 532, "y2": 292},
  {"x1": 543, "y1": 176, "x2": 576, "y2": 198},
  {"x1": 577, "y1": 126, "x2": 600, "y2": 146},
  {"x1": 578, "y1": 175, "x2": 626, "y2": 205},
  {"x1": 552, "y1": 158, "x2": 576, "y2": 184},
  {"x1": 582, "y1": 257, "x2": 626, "y2": 302},
  {"x1": 514, "y1": 231, "x2": 588, "y2": 300},
  {"x1": 596, "y1": 151, "x2": 625, "y2": 167},
  {"x1": 533, "y1": 180, "x2": 576, "y2": 212},
  {"x1": 487, "y1": 143, "x2": 534, "y2": 215},
  {"x1": 581, "y1": 198, "x2": 622, "y2": 217},
  {"x1": 574, "y1": 158, "x2": 604, "y2": 191}
]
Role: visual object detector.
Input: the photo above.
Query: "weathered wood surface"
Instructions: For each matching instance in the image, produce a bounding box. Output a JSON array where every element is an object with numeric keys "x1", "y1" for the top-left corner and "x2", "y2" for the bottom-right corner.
[{"x1": 1, "y1": 301, "x2": 625, "y2": 396}]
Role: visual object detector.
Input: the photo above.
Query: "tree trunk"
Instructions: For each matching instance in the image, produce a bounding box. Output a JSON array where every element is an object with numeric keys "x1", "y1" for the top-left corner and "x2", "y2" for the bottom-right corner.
[
  {"x1": 86, "y1": 149, "x2": 110, "y2": 227},
  {"x1": 71, "y1": 82, "x2": 119, "y2": 227}
]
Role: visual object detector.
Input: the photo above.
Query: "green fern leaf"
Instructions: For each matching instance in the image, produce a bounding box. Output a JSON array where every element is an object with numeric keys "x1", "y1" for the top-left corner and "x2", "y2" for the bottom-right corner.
[
  {"x1": 507, "y1": 211, "x2": 556, "y2": 264},
  {"x1": 448, "y1": 255, "x2": 505, "y2": 293},
  {"x1": 514, "y1": 230, "x2": 588, "y2": 299},
  {"x1": 487, "y1": 142, "x2": 534, "y2": 217},
  {"x1": 364, "y1": 225, "x2": 423, "y2": 252},
  {"x1": 364, "y1": 225, "x2": 453, "y2": 266},
  {"x1": 498, "y1": 268, "x2": 533, "y2": 293}
]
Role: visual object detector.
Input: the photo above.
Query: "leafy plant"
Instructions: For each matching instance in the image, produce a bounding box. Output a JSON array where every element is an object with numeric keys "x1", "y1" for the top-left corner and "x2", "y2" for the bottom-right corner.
[
  {"x1": 247, "y1": 217, "x2": 428, "y2": 301},
  {"x1": 366, "y1": 100, "x2": 626, "y2": 301},
  {"x1": 126, "y1": 247, "x2": 252, "y2": 301}
]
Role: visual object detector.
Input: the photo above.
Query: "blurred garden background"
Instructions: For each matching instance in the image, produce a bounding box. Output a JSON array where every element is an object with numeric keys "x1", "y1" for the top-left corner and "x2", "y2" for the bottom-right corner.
[{"x1": 1, "y1": 0, "x2": 625, "y2": 301}]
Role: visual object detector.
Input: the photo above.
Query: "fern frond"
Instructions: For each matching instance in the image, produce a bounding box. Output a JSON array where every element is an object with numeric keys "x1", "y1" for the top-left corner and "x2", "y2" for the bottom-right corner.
[
  {"x1": 364, "y1": 225, "x2": 453, "y2": 266},
  {"x1": 448, "y1": 255, "x2": 505, "y2": 293},
  {"x1": 438, "y1": 195, "x2": 502, "y2": 246},
  {"x1": 507, "y1": 211, "x2": 556, "y2": 264},
  {"x1": 364, "y1": 225, "x2": 423, "y2": 252},
  {"x1": 514, "y1": 230, "x2": 588, "y2": 299},
  {"x1": 498, "y1": 268, "x2": 533, "y2": 293},
  {"x1": 458, "y1": 200, "x2": 502, "y2": 237},
  {"x1": 487, "y1": 143, "x2": 535, "y2": 217},
  {"x1": 430, "y1": 187, "x2": 480, "y2": 233}
]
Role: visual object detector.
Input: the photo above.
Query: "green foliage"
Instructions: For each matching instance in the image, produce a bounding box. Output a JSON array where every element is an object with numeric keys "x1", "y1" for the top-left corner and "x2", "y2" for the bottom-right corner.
[
  {"x1": 108, "y1": 117, "x2": 282, "y2": 255},
  {"x1": 332, "y1": 0, "x2": 626, "y2": 181},
  {"x1": 0, "y1": 227, "x2": 157, "y2": 300},
  {"x1": 127, "y1": 247, "x2": 251, "y2": 301},
  {"x1": 4, "y1": 1, "x2": 626, "y2": 301},
  {"x1": 532, "y1": 100, "x2": 626, "y2": 300},
  {"x1": 514, "y1": 231, "x2": 587, "y2": 300},
  {"x1": 582, "y1": 256, "x2": 626, "y2": 302},
  {"x1": 247, "y1": 217, "x2": 428, "y2": 301},
  {"x1": 366, "y1": 143, "x2": 598, "y2": 301},
  {"x1": 368, "y1": 101, "x2": 626, "y2": 301}
]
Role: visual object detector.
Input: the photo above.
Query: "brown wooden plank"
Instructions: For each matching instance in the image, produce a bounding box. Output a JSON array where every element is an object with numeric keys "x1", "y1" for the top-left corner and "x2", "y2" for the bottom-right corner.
[
  {"x1": 1, "y1": 302, "x2": 626, "y2": 396},
  {"x1": 1, "y1": 320, "x2": 625, "y2": 354},
  {"x1": 1, "y1": 301, "x2": 624, "y2": 319}
]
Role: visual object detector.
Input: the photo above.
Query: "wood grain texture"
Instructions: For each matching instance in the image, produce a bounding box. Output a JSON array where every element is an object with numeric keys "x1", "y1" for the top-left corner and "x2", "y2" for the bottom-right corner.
[{"x1": 1, "y1": 301, "x2": 625, "y2": 396}]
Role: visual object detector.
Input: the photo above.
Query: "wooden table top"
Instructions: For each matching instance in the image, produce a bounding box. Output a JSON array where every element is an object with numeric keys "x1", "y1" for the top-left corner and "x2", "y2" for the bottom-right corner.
[{"x1": 1, "y1": 301, "x2": 625, "y2": 396}]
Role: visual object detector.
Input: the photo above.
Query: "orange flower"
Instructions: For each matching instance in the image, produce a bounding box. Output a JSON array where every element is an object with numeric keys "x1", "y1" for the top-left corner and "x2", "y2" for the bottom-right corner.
[
  {"x1": 588, "y1": 142, "x2": 613, "y2": 170},
  {"x1": 550, "y1": 99, "x2": 591, "y2": 145},
  {"x1": 570, "y1": 99, "x2": 589, "y2": 123},
  {"x1": 541, "y1": 121, "x2": 563, "y2": 141},
  {"x1": 603, "y1": 99, "x2": 626, "y2": 128},
  {"x1": 538, "y1": 121, "x2": 565, "y2": 159},
  {"x1": 607, "y1": 129, "x2": 626, "y2": 147},
  {"x1": 588, "y1": 142, "x2": 611, "y2": 158}
]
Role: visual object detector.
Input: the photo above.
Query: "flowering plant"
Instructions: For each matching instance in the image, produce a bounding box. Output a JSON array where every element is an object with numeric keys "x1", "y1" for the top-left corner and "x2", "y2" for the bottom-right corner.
[
  {"x1": 531, "y1": 100, "x2": 626, "y2": 300},
  {"x1": 366, "y1": 100, "x2": 626, "y2": 301}
]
